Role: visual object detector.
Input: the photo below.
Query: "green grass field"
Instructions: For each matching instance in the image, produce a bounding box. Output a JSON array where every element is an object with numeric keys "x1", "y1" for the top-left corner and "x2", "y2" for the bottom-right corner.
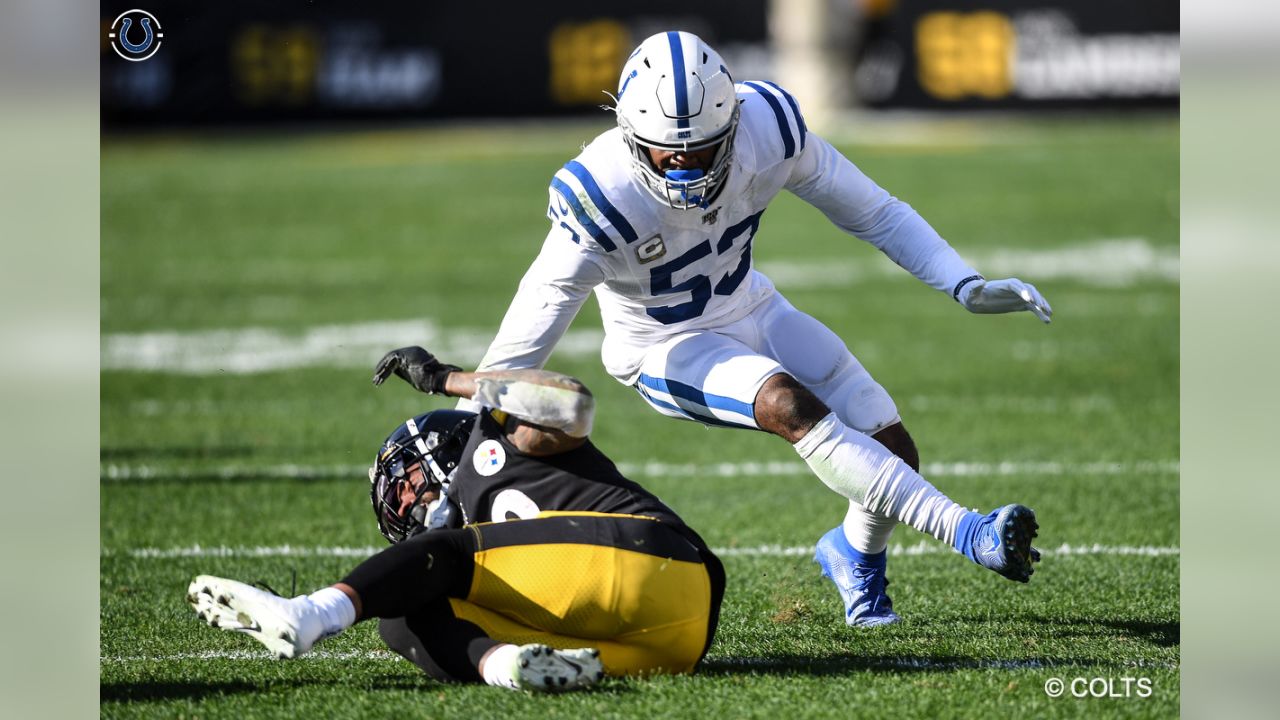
[{"x1": 101, "y1": 115, "x2": 1179, "y2": 719}]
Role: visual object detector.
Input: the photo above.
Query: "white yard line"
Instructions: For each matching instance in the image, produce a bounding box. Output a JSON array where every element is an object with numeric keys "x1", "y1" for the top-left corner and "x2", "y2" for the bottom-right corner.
[
  {"x1": 758, "y1": 237, "x2": 1178, "y2": 289},
  {"x1": 903, "y1": 394, "x2": 1117, "y2": 414},
  {"x1": 101, "y1": 240, "x2": 1176, "y2": 375},
  {"x1": 97, "y1": 645, "x2": 1177, "y2": 666},
  {"x1": 97, "y1": 648, "x2": 1177, "y2": 671},
  {"x1": 100, "y1": 319, "x2": 603, "y2": 374},
  {"x1": 711, "y1": 656, "x2": 1179, "y2": 671},
  {"x1": 100, "y1": 650, "x2": 1177, "y2": 670},
  {"x1": 123, "y1": 393, "x2": 1120, "y2": 417},
  {"x1": 100, "y1": 458, "x2": 1179, "y2": 482},
  {"x1": 101, "y1": 649, "x2": 397, "y2": 664},
  {"x1": 712, "y1": 542, "x2": 1180, "y2": 558},
  {"x1": 616, "y1": 459, "x2": 1179, "y2": 479},
  {"x1": 107, "y1": 541, "x2": 1178, "y2": 560}
]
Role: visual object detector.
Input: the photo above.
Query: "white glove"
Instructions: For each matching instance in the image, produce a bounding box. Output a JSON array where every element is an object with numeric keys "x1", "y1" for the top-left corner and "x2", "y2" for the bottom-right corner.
[{"x1": 958, "y1": 277, "x2": 1053, "y2": 323}]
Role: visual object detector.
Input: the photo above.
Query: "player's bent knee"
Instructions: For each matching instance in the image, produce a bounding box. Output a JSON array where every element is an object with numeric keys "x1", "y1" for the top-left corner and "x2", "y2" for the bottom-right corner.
[
  {"x1": 378, "y1": 617, "x2": 419, "y2": 657},
  {"x1": 872, "y1": 422, "x2": 920, "y2": 471},
  {"x1": 759, "y1": 300, "x2": 857, "y2": 388},
  {"x1": 823, "y1": 372, "x2": 900, "y2": 436},
  {"x1": 378, "y1": 617, "x2": 453, "y2": 681},
  {"x1": 753, "y1": 373, "x2": 832, "y2": 443}
]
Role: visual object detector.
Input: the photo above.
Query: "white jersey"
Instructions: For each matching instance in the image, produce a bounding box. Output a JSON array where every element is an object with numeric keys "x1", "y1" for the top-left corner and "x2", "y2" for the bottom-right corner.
[{"x1": 477, "y1": 82, "x2": 980, "y2": 383}]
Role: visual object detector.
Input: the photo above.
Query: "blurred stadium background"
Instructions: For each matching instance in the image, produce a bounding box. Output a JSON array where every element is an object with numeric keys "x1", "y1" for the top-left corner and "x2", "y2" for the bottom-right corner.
[
  {"x1": 101, "y1": 0, "x2": 1177, "y2": 126},
  {"x1": 101, "y1": 1, "x2": 1179, "y2": 718}
]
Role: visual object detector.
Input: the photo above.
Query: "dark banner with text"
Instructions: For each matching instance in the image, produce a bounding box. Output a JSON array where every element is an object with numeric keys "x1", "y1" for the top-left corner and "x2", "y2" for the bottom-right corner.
[
  {"x1": 851, "y1": 0, "x2": 1178, "y2": 109},
  {"x1": 101, "y1": 1, "x2": 768, "y2": 127}
]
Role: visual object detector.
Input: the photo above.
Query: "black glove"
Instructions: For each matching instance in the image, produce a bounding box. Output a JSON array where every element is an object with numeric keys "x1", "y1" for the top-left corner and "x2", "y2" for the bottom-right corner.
[{"x1": 372, "y1": 346, "x2": 462, "y2": 395}]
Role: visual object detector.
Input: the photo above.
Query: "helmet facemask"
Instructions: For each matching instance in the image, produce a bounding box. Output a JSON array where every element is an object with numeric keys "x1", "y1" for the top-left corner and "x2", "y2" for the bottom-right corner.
[
  {"x1": 619, "y1": 103, "x2": 740, "y2": 210},
  {"x1": 369, "y1": 413, "x2": 471, "y2": 543}
]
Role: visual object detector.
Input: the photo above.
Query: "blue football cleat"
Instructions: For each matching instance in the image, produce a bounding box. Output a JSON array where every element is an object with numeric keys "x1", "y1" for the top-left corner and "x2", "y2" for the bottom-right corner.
[
  {"x1": 814, "y1": 526, "x2": 900, "y2": 627},
  {"x1": 970, "y1": 504, "x2": 1040, "y2": 582}
]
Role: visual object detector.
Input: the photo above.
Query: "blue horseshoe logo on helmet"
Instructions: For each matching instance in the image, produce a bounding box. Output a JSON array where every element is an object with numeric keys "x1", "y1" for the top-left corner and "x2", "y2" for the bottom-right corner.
[{"x1": 118, "y1": 17, "x2": 154, "y2": 55}]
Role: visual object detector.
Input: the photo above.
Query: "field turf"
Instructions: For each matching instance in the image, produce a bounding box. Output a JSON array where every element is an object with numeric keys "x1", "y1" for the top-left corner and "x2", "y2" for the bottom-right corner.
[{"x1": 101, "y1": 115, "x2": 1179, "y2": 718}]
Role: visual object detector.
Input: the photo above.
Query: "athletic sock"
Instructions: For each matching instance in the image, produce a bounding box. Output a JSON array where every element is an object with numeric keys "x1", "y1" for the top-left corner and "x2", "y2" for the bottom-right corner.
[
  {"x1": 842, "y1": 501, "x2": 898, "y2": 555},
  {"x1": 795, "y1": 412, "x2": 974, "y2": 547},
  {"x1": 829, "y1": 523, "x2": 887, "y2": 568},
  {"x1": 306, "y1": 586, "x2": 357, "y2": 636},
  {"x1": 480, "y1": 643, "x2": 522, "y2": 689}
]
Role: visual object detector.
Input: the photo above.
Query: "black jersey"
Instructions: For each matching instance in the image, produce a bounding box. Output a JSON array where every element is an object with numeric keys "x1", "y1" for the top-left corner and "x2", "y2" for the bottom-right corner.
[
  {"x1": 403, "y1": 408, "x2": 726, "y2": 679},
  {"x1": 448, "y1": 409, "x2": 687, "y2": 530}
]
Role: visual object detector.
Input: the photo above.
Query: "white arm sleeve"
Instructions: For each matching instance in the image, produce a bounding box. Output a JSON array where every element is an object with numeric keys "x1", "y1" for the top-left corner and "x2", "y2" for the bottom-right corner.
[
  {"x1": 475, "y1": 227, "x2": 609, "y2": 372},
  {"x1": 785, "y1": 133, "x2": 980, "y2": 297},
  {"x1": 472, "y1": 373, "x2": 595, "y2": 438}
]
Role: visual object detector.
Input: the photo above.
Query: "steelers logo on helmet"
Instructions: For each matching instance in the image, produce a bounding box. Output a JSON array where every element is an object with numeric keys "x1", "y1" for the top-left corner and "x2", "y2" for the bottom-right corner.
[{"x1": 613, "y1": 31, "x2": 740, "y2": 210}]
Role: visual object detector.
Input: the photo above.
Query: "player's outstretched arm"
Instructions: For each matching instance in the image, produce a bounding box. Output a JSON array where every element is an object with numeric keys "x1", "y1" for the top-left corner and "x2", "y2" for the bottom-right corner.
[
  {"x1": 374, "y1": 347, "x2": 594, "y2": 453},
  {"x1": 444, "y1": 368, "x2": 595, "y2": 439},
  {"x1": 785, "y1": 132, "x2": 1053, "y2": 324}
]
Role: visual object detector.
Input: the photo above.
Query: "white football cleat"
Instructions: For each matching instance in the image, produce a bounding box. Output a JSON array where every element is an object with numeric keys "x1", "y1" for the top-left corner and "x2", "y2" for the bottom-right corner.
[
  {"x1": 186, "y1": 575, "x2": 326, "y2": 659},
  {"x1": 512, "y1": 644, "x2": 604, "y2": 693}
]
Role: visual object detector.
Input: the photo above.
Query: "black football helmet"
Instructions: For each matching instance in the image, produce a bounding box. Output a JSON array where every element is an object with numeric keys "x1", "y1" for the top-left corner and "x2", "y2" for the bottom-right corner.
[{"x1": 370, "y1": 409, "x2": 475, "y2": 543}]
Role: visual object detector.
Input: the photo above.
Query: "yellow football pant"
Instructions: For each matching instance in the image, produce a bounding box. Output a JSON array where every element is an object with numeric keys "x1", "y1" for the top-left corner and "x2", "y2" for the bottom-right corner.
[{"x1": 448, "y1": 512, "x2": 716, "y2": 675}]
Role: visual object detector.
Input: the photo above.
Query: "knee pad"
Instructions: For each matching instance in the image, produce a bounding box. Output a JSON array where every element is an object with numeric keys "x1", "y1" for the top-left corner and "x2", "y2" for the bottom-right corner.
[
  {"x1": 823, "y1": 372, "x2": 900, "y2": 435},
  {"x1": 760, "y1": 305, "x2": 852, "y2": 387},
  {"x1": 757, "y1": 300, "x2": 898, "y2": 434}
]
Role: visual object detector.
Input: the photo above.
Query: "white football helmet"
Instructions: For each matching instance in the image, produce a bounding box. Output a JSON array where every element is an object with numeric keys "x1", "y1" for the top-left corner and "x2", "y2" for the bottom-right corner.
[{"x1": 613, "y1": 31, "x2": 740, "y2": 210}]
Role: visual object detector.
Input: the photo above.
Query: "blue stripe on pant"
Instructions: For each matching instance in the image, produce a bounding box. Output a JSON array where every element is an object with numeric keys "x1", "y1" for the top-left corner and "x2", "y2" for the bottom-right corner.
[{"x1": 635, "y1": 374, "x2": 760, "y2": 430}]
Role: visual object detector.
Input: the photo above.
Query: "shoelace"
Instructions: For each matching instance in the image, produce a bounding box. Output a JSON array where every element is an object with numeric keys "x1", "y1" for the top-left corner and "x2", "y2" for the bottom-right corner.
[{"x1": 252, "y1": 568, "x2": 297, "y2": 598}]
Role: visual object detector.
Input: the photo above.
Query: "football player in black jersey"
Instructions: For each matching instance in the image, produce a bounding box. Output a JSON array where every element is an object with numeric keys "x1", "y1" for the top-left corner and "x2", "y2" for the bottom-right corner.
[{"x1": 187, "y1": 349, "x2": 724, "y2": 693}]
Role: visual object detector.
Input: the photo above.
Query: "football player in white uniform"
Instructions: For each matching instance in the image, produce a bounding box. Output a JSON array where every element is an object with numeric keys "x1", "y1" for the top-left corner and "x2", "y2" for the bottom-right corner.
[{"x1": 414, "y1": 32, "x2": 1052, "y2": 627}]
